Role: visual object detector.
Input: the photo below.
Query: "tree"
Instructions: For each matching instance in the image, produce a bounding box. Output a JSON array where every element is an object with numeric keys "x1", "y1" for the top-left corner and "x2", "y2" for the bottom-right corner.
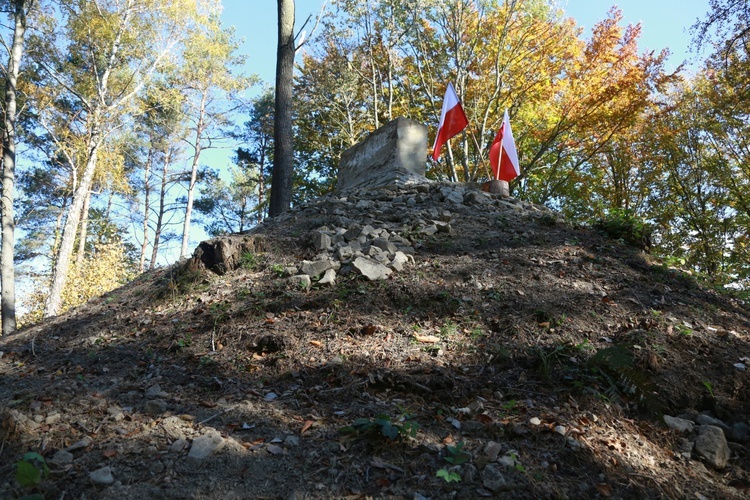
[
  {"x1": 296, "y1": 1, "x2": 674, "y2": 201},
  {"x1": 132, "y1": 80, "x2": 186, "y2": 271},
  {"x1": 269, "y1": 0, "x2": 296, "y2": 217},
  {"x1": 0, "y1": 0, "x2": 33, "y2": 335},
  {"x1": 178, "y1": 13, "x2": 249, "y2": 258},
  {"x1": 235, "y1": 88, "x2": 275, "y2": 222},
  {"x1": 31, "y1": 0, "x2": 197, "y2": 317},
  {"x1": 193, "y1": 164, "x2": 259, "y2": 237}
]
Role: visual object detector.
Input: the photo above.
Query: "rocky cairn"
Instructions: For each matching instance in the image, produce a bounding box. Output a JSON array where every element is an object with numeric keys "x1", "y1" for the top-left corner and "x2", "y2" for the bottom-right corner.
[{"x1": 189, "y1": 116, "x2": 559, "y2": 284}]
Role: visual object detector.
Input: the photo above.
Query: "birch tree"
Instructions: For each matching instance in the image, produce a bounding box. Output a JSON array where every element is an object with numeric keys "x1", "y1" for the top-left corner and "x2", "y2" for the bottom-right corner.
[
  {"x1": 178, "y1": 14, "x2": 248, "y2": 258},
  {"x1": 34, "y1": 0, "x2": 197, "y2": 317},
  {"x1": 0, "y1": 0, "x2": 33, "y2": 335}
]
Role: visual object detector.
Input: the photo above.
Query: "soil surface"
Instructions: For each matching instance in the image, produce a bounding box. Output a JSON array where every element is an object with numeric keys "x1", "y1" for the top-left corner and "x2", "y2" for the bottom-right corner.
[{"x1": 2, "y1": 182, "x2": 750, "y2": 499}]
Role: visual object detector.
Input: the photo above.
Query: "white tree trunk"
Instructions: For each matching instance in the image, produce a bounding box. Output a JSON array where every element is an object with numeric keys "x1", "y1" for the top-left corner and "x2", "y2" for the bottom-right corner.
[{"x1": 1, "y1": 0, "x2": 30, "y2": 335}]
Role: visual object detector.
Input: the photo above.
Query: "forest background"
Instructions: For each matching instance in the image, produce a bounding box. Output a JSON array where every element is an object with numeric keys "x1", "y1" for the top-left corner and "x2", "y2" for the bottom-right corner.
[{"x1": 0, "y1": 0, "x2": 747, "y2": 329}]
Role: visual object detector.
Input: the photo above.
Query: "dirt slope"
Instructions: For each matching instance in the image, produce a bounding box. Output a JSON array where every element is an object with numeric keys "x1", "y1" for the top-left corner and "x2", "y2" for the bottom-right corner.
[{"x1": 1, "y1": 182, "x2": 749, "y2": 499}]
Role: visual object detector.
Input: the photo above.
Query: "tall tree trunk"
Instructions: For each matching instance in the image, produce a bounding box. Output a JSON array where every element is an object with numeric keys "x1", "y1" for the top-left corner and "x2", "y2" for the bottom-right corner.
[
  {"x1": 1, "y1": 0, "x2": 30, "y2": 335},
  {"x1": 75, "y1": 189, "x2": 91, "y2": 268},
  {"x1": 269, "y1": 0, "x2": 295, "y2": 217},
  {"x1": 150, "y1": 148, "x2": 172, "y2": 269},
  {"x1": 257, "y1": 168, "x2": 265, "y2": 224},
  {"x1": 180, "y1": 90, "x2": 207, "y2": 258},
  {"x1": 44, "y1": 118, "x2": 103, "y2": 317},
  {"x1": 139, "y1": 149, "x2": 153, "y2": 272}
]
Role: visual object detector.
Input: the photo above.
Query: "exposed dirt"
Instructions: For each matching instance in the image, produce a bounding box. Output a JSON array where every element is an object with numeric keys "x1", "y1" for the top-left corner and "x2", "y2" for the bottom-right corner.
[{"x1": 2, "y1": 183, "x2": 750, "y2": 499}]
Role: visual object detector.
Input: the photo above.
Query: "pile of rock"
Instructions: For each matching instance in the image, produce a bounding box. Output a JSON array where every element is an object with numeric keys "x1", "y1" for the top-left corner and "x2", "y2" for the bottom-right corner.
[
  {"x1": 189, "y1": 180, "x2": 562, "y2": 283},
  {"x1": 188, "y1": 115, "x2": 563, "y2": 280},
  {"x1": 275, "y1": 180, "x2": 560, "y2": 287},
  {"x1": 663, "y1": 412, "x2": 749, "y2": 469}
]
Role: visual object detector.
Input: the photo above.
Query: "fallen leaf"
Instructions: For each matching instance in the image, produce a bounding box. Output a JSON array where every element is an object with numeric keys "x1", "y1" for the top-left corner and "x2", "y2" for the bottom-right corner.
[
  {"x1": 476, "y1": 414, "x2": 493, "y2": 424},
  {"x1": 361, "y1": 324, "x2": 377, "y2": 335},
  {"x1": 301, "y1": 420, "x2": 314, "y2": 434},
  {"x1": 309, "y1": 340, "x2": 322, "y2": 347},
  {"x1": 102, "y1": 449, "x2": 118, "y2": 458},
  {"x1": 595, "y1": 483, "x2": 612, "y2": 497},
  {"x1": 414, "y1": 334, "x2": 440, "y2": 343}
]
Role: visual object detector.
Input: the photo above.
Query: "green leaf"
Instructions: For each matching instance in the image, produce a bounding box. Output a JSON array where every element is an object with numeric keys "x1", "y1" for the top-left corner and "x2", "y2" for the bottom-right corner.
[
  {"x1": 351, "y1": 418, "x2": 374, "y2": 427},
  {"x1": 16, "y1": 460, "x2": 41, "y2": 488},
  {"x1": 380, "y1": 422, "x2": 399, "y2": 440},
  {"x1": 436, "y1": 468, "x2": 462, "y2": 483}
]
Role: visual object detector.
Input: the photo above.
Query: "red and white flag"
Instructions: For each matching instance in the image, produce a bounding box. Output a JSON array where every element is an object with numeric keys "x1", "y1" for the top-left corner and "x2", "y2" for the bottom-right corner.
[
  {"x1": 432, "y1": 82, "x2": 469, "y2": 161},
  {"x1": 489, "y1": 109, "x2": 520, "y2": 182}
]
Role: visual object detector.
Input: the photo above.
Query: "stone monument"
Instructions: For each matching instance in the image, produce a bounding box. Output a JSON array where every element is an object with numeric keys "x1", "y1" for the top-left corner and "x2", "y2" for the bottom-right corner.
[{"x1": 337, "y1": 116, "x2": 430, "y2": 192}]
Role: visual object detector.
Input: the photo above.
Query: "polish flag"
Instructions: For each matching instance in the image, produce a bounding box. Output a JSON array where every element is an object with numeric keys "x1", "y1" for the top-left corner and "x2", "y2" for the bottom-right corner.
[
  {"x1": 432, "y1": 83, "x2": 469, "y2": 161},
  {"x1": 489, "y1": 109, "x2": 520, "y2": 182}
]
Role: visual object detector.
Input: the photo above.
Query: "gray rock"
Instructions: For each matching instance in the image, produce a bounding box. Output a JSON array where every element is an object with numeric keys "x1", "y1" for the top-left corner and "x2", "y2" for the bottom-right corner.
[
  {"x1": 443, "y1": 190, "x2": 464, "y2": 205},
  {"x1": 730, "y1": 422, "x2": 750, "y2": 442},
  {"x1": 188, "y1": 430, "x2": 225, "y2": 464},
  {"x1": 664, "y1": 415, "x2": 695, "y2": 433},
  {"x1": 49, "y1": 450, "x2": 74, "y2": 466},
  {"x1": 145, "y1": 384, "x2": 167, "y2": 399},
  {"x1": 90, "y1": 466, "x2": 114, "y2": 485},
  {"x1": 695, "y1": 425, "x2": 731, "y2": 469},
  {"x1": 372, "y1": 237, "x2": 398, "y2": 254},
  {"x1": 170, "y1": 438, "x2": 188, "y2": 453},
  {"x1": 65, "y1": 436, "x2": 93, "y2": 452},
  {"x1": 318, "y1": 268, "x2": 336, "y2": 285},
  {"x1": 696, "y1": 414, "x2": 731, "y2": 434},
  {"x1": 312, "y1": 231, "x2": 331, "y2": 251},
  {"x1": 367, "y1": 245, "x2": 384, "y2": 258},
  {"x1": 361, "y1": 224, "x2": 376, "y2": 237},
  {"x1": 498, "y1": 450, "x2": 521, "y2": 468},
  {"x1": 300, "y1": 259, "x2": 331, "y2": 278},
  {"x1": 284, "y1": 435, "x2": 300, "y2": 447},
  {"x1": 343, "y1": 226, "x2": 362, "y2": 241},
  {"x1": 336, "y1": 245, "x2": 354, "y2": 261},
  {"x1": 464, "y1": 190, "x2": 492, "y2": 204},
  {"x1": 482, "y1": 464, "x2": 512, "y2": 492},
  {"x1": 144, "y1": 399, "x2": 167, "y2": 415},
  {"x1": 677, "y1": 437, "x2": 694, "y2": 453},
  {"x1": 353, "y1": 256, "x2": 392, "y2": 280},
  {"x1": 436, "y1": 222, "x2": 452, "y2": 234},
  {"x1": 463, "y1": 463, "x2": 479, "y2": 484},
  {"x1": 290, "y1": 275, "x2": 311, "y2": 290},
  {"x1": 389, "y1": 251, "x2": 409, "y2": 271},
  {"x1": 355, "y1": 199, "x2": 375, "y2": 209},
  {"x1": 484, "y1": 441, "x2": 503, "y2": 461}
]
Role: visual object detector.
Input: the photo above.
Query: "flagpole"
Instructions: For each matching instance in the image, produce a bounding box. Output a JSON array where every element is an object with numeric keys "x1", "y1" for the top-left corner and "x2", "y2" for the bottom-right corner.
[
  {"x1": 467, "y1": 129, "x2": 493, "y2": 180},
  {"x1": 496, "y1": 142, "x2": 503, "y2": 181}
]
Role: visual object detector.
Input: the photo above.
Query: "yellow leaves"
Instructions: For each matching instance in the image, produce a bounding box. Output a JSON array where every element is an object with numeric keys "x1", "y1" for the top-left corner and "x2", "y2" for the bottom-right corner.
[
  {"x1": 20, "y1": 241, "x2": 136, "y2": 326},
  {"x1": 60, "y1": 242, "x2": 136, "y2": 315}
]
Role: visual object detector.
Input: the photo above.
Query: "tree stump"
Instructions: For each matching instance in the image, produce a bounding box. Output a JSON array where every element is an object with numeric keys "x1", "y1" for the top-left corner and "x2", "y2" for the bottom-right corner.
[{"x1": 481, "y1": 180, "x2": 509, "y2": 197}]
